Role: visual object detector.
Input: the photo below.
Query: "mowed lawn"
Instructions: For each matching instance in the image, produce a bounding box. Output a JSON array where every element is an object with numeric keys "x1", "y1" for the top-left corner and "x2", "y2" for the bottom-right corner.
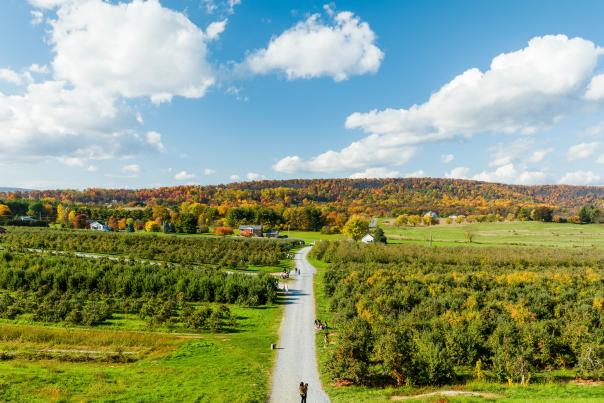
[
  {"x1": 0, "y1": 305, "x2": 281, "y2": 403},
  {"x1": 381, "y1": 220, "x2": 604, "y2": 249}
]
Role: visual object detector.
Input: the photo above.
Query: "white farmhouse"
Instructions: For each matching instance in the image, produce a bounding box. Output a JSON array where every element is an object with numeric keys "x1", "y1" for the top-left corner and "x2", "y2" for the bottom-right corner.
[{"x1": 361, "y1": 234, "x2": 375, "y2": 243}]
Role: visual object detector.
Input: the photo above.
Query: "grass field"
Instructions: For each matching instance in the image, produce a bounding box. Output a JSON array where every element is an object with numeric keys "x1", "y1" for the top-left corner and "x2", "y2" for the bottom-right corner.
[
  {"x1": 0, "y1": 305, "x2": 281, "y2": 402},
  {"x1": 381, "y1": 219, "x2": 604, "y2": 249}
]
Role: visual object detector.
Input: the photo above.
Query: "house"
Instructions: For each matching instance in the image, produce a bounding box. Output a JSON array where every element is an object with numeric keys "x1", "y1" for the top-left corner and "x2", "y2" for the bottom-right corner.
[
  {"x1": 265, "y1": 229, "x2": 280, "y2": 238},
  {"x1": 90, "y1": 221, "x2": 110, "y2": 231},
  {"x1": 369, "y1": 218, "x2": 378, "y2": 229},
  {"x1": 0, "y1": 227, "x2": 6, "y2": 234},
  {"x1": 361, "y1": 234, "x2": 375, "y2": 243},
  {"x1": 424, "y1": 211, "x2": 438, "y2": 219},
  {"x1": 238, "y1": 225, "x2": 263, "y2": 237},
  {"x1": 18, "y1": 216, "x2": 37, "y2": 222}
]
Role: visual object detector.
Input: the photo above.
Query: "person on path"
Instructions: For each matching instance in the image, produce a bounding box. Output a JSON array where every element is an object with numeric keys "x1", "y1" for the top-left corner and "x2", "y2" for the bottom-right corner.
[{"x1": 299, "y1": 381, "x2": 307, "y2": 403}]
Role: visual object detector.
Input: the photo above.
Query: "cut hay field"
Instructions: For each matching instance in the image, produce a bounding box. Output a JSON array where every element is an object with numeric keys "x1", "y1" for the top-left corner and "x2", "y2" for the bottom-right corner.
[{"x1": 381, "y1": 220, "x2": 604, "y2": 249}]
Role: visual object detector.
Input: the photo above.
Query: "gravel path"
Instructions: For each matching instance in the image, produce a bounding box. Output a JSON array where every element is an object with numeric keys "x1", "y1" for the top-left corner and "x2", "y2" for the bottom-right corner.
[{"x1": 270, "y1": 246, "x2": 330, "y2": 403}]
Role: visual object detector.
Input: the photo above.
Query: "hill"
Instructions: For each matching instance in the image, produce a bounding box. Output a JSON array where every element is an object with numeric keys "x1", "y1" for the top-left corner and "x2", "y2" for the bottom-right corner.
[{"x1": 2, "y1": 178, "x2": 603, "y2": 216}]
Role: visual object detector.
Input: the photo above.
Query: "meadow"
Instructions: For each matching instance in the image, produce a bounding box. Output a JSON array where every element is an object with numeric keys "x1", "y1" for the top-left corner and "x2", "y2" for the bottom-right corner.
[
  {"x1": 310, "y1": 240, "x2": 604, "y2": 402},
  {"x1": 381, "y1": 219, "x2": 604, "y2": 249},
  {"x1": 0, "y1": 230, "x2": 290, "y2": 402}
]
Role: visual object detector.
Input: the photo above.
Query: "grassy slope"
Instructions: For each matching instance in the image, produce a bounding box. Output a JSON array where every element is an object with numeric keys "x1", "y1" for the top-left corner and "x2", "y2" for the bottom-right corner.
[
  {"x1": 310, "y1": 245, "x2": 604, "y2": 403},
  {"x1": 0, "y1": 305, "x2": 281, "y2": 403},
  {"x1": 382, "y1": 220, "x2": 604, "y2": 249}
]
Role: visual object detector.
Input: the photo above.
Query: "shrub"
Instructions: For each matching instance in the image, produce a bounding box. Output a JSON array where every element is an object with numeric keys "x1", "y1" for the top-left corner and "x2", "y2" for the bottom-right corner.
[{"x1": 215, "y1": 226, "x2": 234, "y2": 236}]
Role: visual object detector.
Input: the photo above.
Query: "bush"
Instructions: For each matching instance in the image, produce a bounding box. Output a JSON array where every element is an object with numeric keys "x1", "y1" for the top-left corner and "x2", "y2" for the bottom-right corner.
[{"x1": 215, "y1": 227, "x2": 234, "y2": 236}]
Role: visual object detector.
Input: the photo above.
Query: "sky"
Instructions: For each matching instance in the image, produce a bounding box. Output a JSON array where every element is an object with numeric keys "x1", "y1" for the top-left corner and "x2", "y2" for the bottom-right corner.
[{"x1": 2, "y1": 0, "x2": 604, "y2": 189}]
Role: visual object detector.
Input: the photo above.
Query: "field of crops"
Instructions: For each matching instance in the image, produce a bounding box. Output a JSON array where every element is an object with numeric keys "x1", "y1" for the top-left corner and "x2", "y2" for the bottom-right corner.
[
  {"x1": 0, "y1": 230, "x2": 291, "y2": 402},
  {"x1": 311, "y1": 240, "x2": 604, "y2": 402}
]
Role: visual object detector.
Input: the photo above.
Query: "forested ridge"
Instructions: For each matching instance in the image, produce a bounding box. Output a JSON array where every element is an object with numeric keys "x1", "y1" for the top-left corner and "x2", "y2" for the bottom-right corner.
[{"x1": 4, "y1": 178, "x2": 604, "y2": 215}]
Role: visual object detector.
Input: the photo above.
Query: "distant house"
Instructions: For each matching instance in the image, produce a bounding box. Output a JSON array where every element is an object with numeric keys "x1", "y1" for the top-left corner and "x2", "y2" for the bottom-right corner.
[
  {"x1": 90, "y1": 221, "x2": 110, "y2": 231},
  {"x1": 361, "y1": 234, "x2": 375, "y2": 243},
  {"x1": 18, "y1": 216, "x2": 37, "y2": 222},
  {"x1": 265, "y1": 229, "x2": 280, "y2": 238},
  {"x1": 369, "y1": 218, "x2": 378, "y2": 229},
  {"x1": 424, "y1": 211, "x2": 438, "y2": 219},
  {"x1": 239, "y1": 225, "x2": 263, "y2": 237},
  {"x1": 0, "y1": 227, "x2": 6, "y2": 234}
]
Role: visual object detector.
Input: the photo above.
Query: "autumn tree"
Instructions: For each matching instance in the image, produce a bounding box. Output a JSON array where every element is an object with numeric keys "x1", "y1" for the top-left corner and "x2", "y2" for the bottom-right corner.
[{"x1": 343, "y1": 215, "x2": 369, "y2": 241}]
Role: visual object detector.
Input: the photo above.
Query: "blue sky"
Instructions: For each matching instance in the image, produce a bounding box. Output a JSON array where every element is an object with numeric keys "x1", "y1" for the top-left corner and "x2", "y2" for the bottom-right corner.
[{"x1": 2, "y1": 0, "x2": 604, "y2": 189}]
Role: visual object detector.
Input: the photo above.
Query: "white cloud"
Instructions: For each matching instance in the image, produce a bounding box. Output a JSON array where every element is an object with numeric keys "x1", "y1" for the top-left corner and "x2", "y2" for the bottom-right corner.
[
  {"x1": 473, "y1": 163, "x2": 547, "y2": 185},
  {"x1": 273, "y1": 141, "x2": 415, "y2": 174},
  {"x1": 276, "y1": 35, "x2": 604, "y2": 175},
  {"x1": 229, "y1": 174, "x2": 240, "y2": 181},
  {"x1": 349, "y1": 167, "x2": 399, "y2": 179},
  {"x1": 440, "y1": 154, "x2": 454, "y2": 164},
  {"x1": 444, "y1": 166, "x2": 470, "y2": 179},
  {"x1": 227, "y1": 0, "x2": 241, "y2": 14},
  {"x1": 29, "y1": 64, "x2": 49, "y2": 74},
  {"x1": 559, "y1": 170, "x2": 600, "y2": 185},
  {"x1": 246, "y1": 172, "x2": 266, "y2": 181},
  {"x1": 597, "y1": 154, "x2": 604, "y2": 164},
  {"x1": 346, "y1": 35, "x2": 599, "y2": 145},
  {"x1": 244, "y1": 8, "x2": 383, "y2": 81},
  {"x1": 204, "y1": 168, "x2": 216, "y2": 175},
  {"x1": 567, "y1": 142, "x2": 599, "y2": 160},
  {"x1": 585, "y1": 73, "x2": 604, "y2": 100},
  {"x1": 0, "y1": 68, "x2": 31, "y2": 86},
  {"x1": 122, "y1": 164, "x2": 141, "y2": 174},
  {"x1": 87, "y1": 165, "x2": 98, "y2": 172},
  {"x1": 206, "y1": 19, "x2": 227, "y2": 41},
  {"x1": 146, "y1": 131, "x2": 165, "y2": 153},
  {"x1": 47, "y1": 0, "x2": 215, "y2": 103},
  {"x1": 403, "y1": 169, "x2": 426, "y2": 178},
  {"x1": 174, "y1": 170, "x2": 196, "y2": 180},
  {"x1": 527, "y1": 147, "x2": 554, "y2": 163}
]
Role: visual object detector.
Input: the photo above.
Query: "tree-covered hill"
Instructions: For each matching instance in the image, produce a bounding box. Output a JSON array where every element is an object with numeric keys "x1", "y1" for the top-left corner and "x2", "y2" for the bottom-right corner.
[{"x1": 3, "y1": 178, "x2": 604, "y2": 216}]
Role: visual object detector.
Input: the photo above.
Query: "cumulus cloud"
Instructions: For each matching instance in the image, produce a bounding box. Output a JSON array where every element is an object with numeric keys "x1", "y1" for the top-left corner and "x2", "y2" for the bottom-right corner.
[
  {"x1": 444, "y1": 166, "x2": 470, "y2": 179},
  {"x1": 440, "y1": 154, "x2": 454, "y2": 164},
  {"x1": 174, "y1": 170, "x2": 196, "y2": 180},
  {"x1": 527, "y1": 147, "x2": 554, "y2": 163},
  {"x1": 246, "y1": 172, "x2": 266, "y2": 181},
  {"x1": 349, "y1": 167, "x2": 399, "y2": 179},
  {"x1": 243, "y1": 7, "x2": 383, "y2": 81},
  {"x1": 45, "y1": 0, "x2": 215, "y2": 104},
  {"x1": 275, "y1": 35, "x2": 604, "y2": 176},
  {"x1": 204, "y1": 168, "x2": 216, "y2": 175},
  {"x1": 274, "y1": 139, "x2": 415, "y2": 174},
  {"x1": 346, "y1": 35, "x2": 600, "y2": 145},
  {"x1": 1, "y1": 0, "x2": 215, "y2": 165},
  {"x1": 229, "y1": 174, "x2": 240, "y2": 181},
  {"x1": 122, "y1": 164, "x2": 141, "y2": 174},
  {"x1": 473, "y1": 163, "x2": 547, "y2": 185},
  {"x1": 559, "y1": 170, "x2": 600, "y2": 185},
  {"x1": 567, "y1": 142, "x2": 599, "y2": 160},
  {"x1": 206, "y1": 19, "x2": 227, "y2": 41}
]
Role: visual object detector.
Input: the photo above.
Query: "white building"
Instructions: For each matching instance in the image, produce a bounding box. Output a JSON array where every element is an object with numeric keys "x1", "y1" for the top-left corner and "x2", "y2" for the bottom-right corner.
[
  {"x1": 361, "y1": 234, "x2": 375, "y2": 243},
  {"x1": 90, "y1": 221, "x2": 110, "y2": 231}
]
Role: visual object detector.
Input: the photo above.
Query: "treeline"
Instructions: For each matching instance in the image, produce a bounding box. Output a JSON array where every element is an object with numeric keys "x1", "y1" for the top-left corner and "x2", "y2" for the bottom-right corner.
[
  {"x1": 0, "y1": 251, "x2": 277, "y2": 328},
  {"x1": 311, "y1": 241, "x2": 604, "y2": 386},
  {"x1": 3, "y1": 178, "x2": 604, "y2": 220},
  {"x1": 0, "y1": 229, "x2": 298, "y2": 267}
]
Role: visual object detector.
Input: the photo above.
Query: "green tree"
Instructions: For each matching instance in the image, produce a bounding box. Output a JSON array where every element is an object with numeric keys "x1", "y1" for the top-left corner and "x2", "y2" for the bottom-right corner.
[
  {"x1": 343, "y1": 215, "x2": 369, "y2": 241},
  {"x1": 579, "y1": 205, "x2": 600, "y2": 224}
]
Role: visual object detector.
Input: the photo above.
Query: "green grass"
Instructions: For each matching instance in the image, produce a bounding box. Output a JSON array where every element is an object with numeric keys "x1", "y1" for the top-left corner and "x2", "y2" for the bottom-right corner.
[
  {"x1": 310, "y1": 254, "x2": 604, "y2": 403},
  {"x1": 381, "y1": 220, "x2": 604, "y2": 249},
  {"x1": 0, "y1": 305, "x2": 282, "y2": 402}
]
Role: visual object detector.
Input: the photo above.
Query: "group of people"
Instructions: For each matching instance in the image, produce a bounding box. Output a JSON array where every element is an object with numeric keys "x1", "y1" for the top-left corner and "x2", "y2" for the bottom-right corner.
[{"x1": 298, "y1": 382, "x2": 309, "y2": 403}]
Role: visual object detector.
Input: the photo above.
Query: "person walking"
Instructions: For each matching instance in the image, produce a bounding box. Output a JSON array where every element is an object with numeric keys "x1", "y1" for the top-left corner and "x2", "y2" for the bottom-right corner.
[{"x1": 299, "y1": 381, "x2": 307, "y2": 403}]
